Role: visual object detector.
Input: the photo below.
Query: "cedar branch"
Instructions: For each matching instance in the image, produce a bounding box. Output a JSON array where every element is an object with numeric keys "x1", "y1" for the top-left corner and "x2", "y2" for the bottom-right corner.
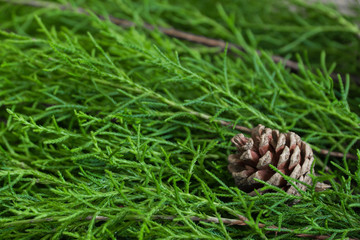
[
  {"x1": 0, "y1": 0, "x2": 299, "y2": 70},
  {"x1": 2, "y1": 0, "x2": 358, "y2": 161},
  {"x1": 10, "y1": 214, "x2": 356, "y2": 240},
  {"x1": 4, "y1": 0, "x2": 360, "y2": 86}
]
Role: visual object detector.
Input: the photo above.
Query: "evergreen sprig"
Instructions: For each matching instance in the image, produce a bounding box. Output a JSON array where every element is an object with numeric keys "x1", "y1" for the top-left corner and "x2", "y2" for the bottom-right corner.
[{"x1": 0, "y1": 0, "x2": 360, "y2": 239}]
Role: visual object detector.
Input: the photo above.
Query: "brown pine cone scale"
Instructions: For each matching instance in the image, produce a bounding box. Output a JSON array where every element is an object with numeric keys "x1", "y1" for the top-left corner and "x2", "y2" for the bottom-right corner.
[{"x1": 228, "y1": 124, "x2": 328, "y2": 196}]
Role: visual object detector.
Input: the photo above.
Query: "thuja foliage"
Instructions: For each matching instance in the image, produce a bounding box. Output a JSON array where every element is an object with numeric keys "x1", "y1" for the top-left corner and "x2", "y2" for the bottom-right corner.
[{"x1": 0, "y1": 0, "x2": 360, "y2": 239}]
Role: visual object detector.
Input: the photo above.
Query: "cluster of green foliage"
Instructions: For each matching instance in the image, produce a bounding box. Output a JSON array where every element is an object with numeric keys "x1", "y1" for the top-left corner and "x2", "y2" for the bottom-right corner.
[{"x1": 0, "y1": 0, "x2": 360, "y2": 239}]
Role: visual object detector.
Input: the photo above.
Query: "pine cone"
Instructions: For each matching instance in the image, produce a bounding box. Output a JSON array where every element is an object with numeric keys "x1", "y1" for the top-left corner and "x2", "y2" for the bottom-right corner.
[{"x1": 228, "y1": 124, "x2": 330, "y2": 196}]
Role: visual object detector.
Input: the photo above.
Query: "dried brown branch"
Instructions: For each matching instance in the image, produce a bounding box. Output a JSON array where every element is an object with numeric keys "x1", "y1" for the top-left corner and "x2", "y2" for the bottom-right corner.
[
  {"x1": 151, "y1": 214, "x2": 249, "y2": 226},
  {"x1": 2, "y1": 210, "x2": 358, "y2": 239},
  {"x1": 319, "y1": 148, "x2": 357, "y2": 160},
  {"x1": 188, "y1": 110, "x2": 252, "y2": 133},
  {"x1": 5, "y1": 0, "x2": 360, "y2": 86},
  {"x1": 84, "y1": 214, "x2": 358, "y2": 240},
  {"x1": 4, "y1": 1, "x2": 360, "y2": 83}
]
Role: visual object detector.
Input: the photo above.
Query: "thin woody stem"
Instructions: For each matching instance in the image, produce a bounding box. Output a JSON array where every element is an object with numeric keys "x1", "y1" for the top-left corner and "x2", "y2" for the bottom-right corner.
[
  {"x1": 4, "y1": 0, "x2": 360, "y2": 86},
  {"x1": 9, "y1": 214, "x2": 356, "y2": 240},
  {"x1": 89, "y1": 214, "x2": 356, "y2": 239},
  {"x1": 319, "y1": 148, "x2": 357, "y2": 160}
]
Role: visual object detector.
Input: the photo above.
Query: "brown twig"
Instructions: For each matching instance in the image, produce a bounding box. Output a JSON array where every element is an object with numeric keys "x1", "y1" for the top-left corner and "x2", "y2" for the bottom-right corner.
[
  {"x1": 5, "y1": 214, "x2": 343, "y2": 239},
  {"x1": 9, "y1": 0, "x2": 360, "y2": 85},
  {"x1": 3, "y1": 212, "x2": 357, "y2": 239},
  {"x1": 319, "y1": 148, "x2": 357, "y2": 160},
  {"x1": 1, "y1": 202, "x2": 357, "y2": 239},
  {"x1": 188, "y1": 110, "x2": 252, "y2": 134},
  {"x1": 83, "y1": 214, "x2": 357, "y2": 240},
  {"x1": 5, "y1": 0, "x2": 360, "y2": 86},
  {"x1": 2, "y1": 0, "x2": 358, "y2": 161}
]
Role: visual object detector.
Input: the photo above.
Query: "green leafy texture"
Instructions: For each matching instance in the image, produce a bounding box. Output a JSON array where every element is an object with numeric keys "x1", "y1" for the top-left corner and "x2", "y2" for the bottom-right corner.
[{"x1": 0, "y1": 0, "x2": 360, "y2": 239}]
